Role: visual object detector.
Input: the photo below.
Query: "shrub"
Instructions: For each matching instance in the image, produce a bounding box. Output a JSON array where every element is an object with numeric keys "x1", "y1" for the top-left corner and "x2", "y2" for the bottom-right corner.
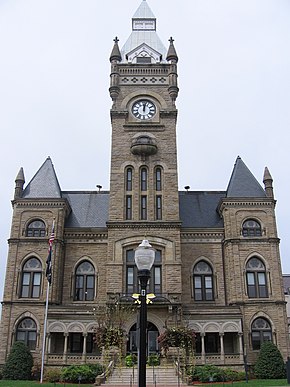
[
  {"x1": 147, "y1": 353, "x2": 160, "y2": 366},
  {"x1": 254, "y1": 341, "x2": 286, "y2": 379},
  {"x1": 189, "y1": 365, "x2": 245, "y2": 383},
  {"x1": 94, "y1": 326, "x2": 124, "y2": 349},
  {"x1": 158, "y1": 326, "x2": 195, "y2": 355},
  {"x1": 61, "y1": 364, "x2": 103, "y2": 383},
  {"x1": 2, "y1": 341, "x2": 33, "y2": 380},
  {"x1": 45, "y1": 368, "x2": 62, "y2": 383},
  {"x1": 125, "y1": 354, "x2": 137, "y2": 367}
]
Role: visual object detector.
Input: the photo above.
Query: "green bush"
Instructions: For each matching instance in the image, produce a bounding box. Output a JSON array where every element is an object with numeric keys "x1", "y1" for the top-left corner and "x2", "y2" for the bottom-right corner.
[
  {"x1": 190, "y1": 365, "x2": 245, "y2": 383},
  {"x1": 254, "y1": 341, "x2": 286, "y2": 379},
  {"x1": 61, "y1": 364, "x2": 103, "y2": 383},
  {"x1": 2, "y1": 341, "x2": 33, "y2": 380},
  {"x1": 147, "y1": 353, "x2": 160, "y2": 366},
  {"x1": 45, "y1": 368, "x2": 62, "y2": 383},
  {"x1": 125, "y1": 354, "x2": 137, "y2": 367}
]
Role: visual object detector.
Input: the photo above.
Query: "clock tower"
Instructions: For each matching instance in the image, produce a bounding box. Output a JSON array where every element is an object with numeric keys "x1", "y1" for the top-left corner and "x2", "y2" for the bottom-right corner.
[{"x1": 106, "y1": 0, "x2": 182, "y2": 321}]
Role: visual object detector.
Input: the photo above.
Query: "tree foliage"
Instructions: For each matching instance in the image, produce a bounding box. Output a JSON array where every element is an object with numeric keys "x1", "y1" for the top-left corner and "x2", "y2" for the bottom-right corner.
[
  {"x1": 3, "y1": 341, "x2": 33, "y2": 380},
  {"x1": 254, "y1": 341, "x2": 286, "y2": 379}
]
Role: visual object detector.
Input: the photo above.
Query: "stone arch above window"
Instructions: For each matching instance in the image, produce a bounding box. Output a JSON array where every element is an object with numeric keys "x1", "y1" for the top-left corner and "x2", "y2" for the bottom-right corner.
[
  {"x1": 251, "y1": 317, "x2": 272, "y2": 350},
  {"x1": 74, "y1": 260, "x2": 96, "y2": 302},
  {"x1": 193, "y1": 260, "x2": 214, "y2": 301},
  {"x1": 20, "y1": 257, "x2": 42, "y2": 298},
  {"x1": 16, "y1": 317, "x2": 37, "y2": 350},
  {"x1": 246, "y1": 257, "x2": 268, "y2": 298},
  {"x1": 242, "y1": 219, "x2": 262, "y2": 237},
  {"x1": 26, "y1": 219, "x2": 46, "y2": 237}
]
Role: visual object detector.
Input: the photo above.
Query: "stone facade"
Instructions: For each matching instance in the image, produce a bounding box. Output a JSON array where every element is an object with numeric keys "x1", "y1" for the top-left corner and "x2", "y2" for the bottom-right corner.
[{"x1": 0, "y1": 0, "x2": 289, "y2": 373}]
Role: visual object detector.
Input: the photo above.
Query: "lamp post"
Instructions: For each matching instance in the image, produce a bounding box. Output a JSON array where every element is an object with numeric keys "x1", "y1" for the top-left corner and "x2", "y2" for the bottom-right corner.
[{"x1": 134, "y1": 239, "x2": 155, "y2": 387}]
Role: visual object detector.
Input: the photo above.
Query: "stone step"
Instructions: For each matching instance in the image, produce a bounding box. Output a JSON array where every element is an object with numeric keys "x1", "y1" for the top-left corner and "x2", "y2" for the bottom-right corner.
[{"x1": 104, "y1": 366, "x2": 186, "y2": 385}]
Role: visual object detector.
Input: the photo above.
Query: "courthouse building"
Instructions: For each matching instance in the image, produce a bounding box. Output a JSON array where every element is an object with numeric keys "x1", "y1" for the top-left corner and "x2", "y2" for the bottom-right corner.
[{"x1": 0, "y1": 0, "x2": 288, "y2": 370}]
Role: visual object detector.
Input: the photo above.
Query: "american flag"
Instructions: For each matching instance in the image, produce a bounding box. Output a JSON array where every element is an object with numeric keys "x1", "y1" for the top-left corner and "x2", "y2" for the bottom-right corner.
[{"x1": 46, "y1": 222, "x2": 55, "y2": 284}]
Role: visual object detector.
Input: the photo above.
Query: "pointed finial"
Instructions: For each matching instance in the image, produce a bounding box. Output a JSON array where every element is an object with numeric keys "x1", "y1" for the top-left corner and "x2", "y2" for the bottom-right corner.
[
  {"x1": 263, "y1": 167, "x2": 274, "y2": 198},
  {"x1": 110, "y1": 36, "x2": 122, "y2": 62},
  {"x1": 166, "y1": 36, "x2": 178, "y2": 62},
  {"x1": 14, "y1": 167, "x2": 25, "y2": 199}
]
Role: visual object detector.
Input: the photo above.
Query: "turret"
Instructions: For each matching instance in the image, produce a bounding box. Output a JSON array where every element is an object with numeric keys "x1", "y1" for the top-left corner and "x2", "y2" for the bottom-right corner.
[
  {"x1": 263, "y1": 166, "x2": 274, "y2": 199},
  {"x1": 14, "y1": 167, "x2": 25, "y2": 199},
  {"x1": 109, "y1": 37, "x2": 121, "y2": 102},
  {"x1": 166, "y1": 37, "x2": 179, "y2": 102}
]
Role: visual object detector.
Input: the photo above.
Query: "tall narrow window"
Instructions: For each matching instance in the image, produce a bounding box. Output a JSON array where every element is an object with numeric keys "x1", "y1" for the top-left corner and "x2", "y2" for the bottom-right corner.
[
  {"x1": 155, "y1": 167, "x2": 162, "y2": 191},
  {"x1": 20, "y1": 257, "x2": 42, "y2": 298},
  {"x1": 156, "y1": 195, "x2": 162, "y2": 220},
  {"x1": 141, "y1": 168, "x2": 147, "y2": 191},
  {"x1": 16, "y1": 318, "x2": 37, "y2": 350},
  {"x1": 126, "y1": 167, "x2": 133, "y2": 191},
  {"x1": 242, "y1": 219, "x2": 262, "y2": 237},
  {"x1": 246, "y1": 257, "x2": 268, "y2": 298},
  {"x1": 74, "y1": 261, "x2": 95, "y2": 301},
  {"x1": 126, "y1": 248, "x2": 162, "y2": 295},
  {"x1": 141, "y1": 195, "x2": 147, "y2": 220},
  {"x1": 126, "y1": 195, "x2": 132, "y2": 220},
  {"x1": 26, "y1": 220, "x2": 46, "y2": 237},
  {"x1": 251, "y1": 317, "x2": 272, "y2": 350},
  {"x1": 193, "y1": 261, "x2": 214, "y2": 301}
]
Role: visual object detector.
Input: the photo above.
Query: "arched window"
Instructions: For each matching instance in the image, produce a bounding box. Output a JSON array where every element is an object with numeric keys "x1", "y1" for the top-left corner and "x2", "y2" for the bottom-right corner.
[
  {"x1": 140, "y1": 167, "x2": 147, "y2": 191},
  {"x1": 126, "y1": 167, "x2": 133, "y2": 191},
  {"x1": 16, "y1": 318, "x2": 37, "y2": 350},
  {"x1": 251, "y1": 317, "x2": 272, "y2": 350},
  {"x1": 242, "y1": 219, "x2": 262, "y2": 237},
  {"x1": 126, "y1": 248, "x2": 162, "y2": 295},
  {"x1": 155, "y1": 167, "x2": 162, "y2": 191},
  {"x1": 193, "y1": 261, "x2": 214, "y2": 301},
  {"x1": 246, "y1": 257, "x2": 268, "y2": 298},
  {"x1": 26, "y1": 220, "x2": 46, "y2": 237},
  {"x1": 74, "y1": 261, "x2": 95, "y2": 301},
  {"x1": 20, "y1": 257, "x2": 42, "y2": 298}
]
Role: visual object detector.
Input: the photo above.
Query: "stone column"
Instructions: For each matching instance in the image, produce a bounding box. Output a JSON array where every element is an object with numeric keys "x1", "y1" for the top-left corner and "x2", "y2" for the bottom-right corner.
[
  {"x1": 201, "y1": 333, "x2": 206, "y2": 364},
  {"x1": 63, "y1": 333, "x2": 68, "y2": 363},
  {"x1": 238, "y1": 333, "x2": 243, "y2": 361},
  {"x1": 82, "y1": 333, "x2": 87, "y2": 362},
  {"x1": 220, "y1": 333, "x2": 225, "y2": 362}
]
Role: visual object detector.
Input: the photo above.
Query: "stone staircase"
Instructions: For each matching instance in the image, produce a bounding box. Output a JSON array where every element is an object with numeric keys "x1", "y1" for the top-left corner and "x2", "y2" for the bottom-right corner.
[{"x1": 102, "y1": 365, "x2": 187, "y2": 385}]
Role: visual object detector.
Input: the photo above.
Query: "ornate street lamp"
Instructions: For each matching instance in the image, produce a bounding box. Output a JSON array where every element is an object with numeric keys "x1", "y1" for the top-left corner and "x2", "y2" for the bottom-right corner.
[{"x1": 134, "y1": 239, "x2": 155, "y2": 387}]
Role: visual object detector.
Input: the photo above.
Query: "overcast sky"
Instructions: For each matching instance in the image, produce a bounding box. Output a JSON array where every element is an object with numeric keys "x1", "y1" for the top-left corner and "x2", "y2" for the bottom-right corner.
[{"x1": 0, "y1": 0, "x2": 290, "y2": 309}]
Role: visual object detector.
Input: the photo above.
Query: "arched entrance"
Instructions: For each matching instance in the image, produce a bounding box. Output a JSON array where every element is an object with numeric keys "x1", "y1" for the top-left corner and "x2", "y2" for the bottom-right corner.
[{"x1": 127, "y1": 322, "x2": 159, "y2": 355}]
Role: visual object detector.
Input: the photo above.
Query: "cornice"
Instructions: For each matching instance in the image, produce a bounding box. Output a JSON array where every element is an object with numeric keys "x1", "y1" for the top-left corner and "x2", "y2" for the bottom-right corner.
[
  {"x1": 218, "y1": 198, "x2": 276, "y2": 214},
  {"x1": 64, "y1": 228, "x2": 108, "y2": 240},
  {"x1": 107, "y1": 221, "x2": 181, "y2": 230},
  {"x1": 223, "y1": 237, "x2": 280, "y2": 246},
  {"x1": 180, "y1": 228, "x2": 224, "y2": 242},
  {"x1": 12, "y1": 198, "x2": 71, "y2": 211}
]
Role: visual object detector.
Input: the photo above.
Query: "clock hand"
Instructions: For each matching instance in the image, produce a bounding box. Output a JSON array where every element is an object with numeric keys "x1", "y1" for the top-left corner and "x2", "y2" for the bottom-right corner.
[{"x1": 143, "y1": 102, "x2": 146, "y2": 113}]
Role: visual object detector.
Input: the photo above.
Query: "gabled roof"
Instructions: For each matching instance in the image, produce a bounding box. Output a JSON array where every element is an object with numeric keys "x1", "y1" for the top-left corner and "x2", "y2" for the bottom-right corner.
[
  {"x1": 226, "y1": 157, "x2": 266, "y2": 198},
  {"x1": 22, "y1": 157, "x2": 62, "y2": 199}
]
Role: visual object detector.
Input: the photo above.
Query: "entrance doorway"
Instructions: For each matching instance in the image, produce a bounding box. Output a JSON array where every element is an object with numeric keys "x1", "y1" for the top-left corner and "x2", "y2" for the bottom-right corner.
[{"x1": 127, "y1": 322, "x2": 159, "y2": 355}]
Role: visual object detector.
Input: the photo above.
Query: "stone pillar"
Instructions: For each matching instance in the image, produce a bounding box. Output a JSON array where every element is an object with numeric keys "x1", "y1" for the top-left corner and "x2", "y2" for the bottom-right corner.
[
  {"x1": 82, "y1": 333, "x2": 87, "y2": 362},
  {"x1": 63, "y1": 333, "x2": 68, "y2": 363},
  {"x1": 46, "y1": 333, "x2": 51, "y2": 362},
  {"x1": 201, "y1": 333, "x2": 206, "y2": 364},
  {"x1": 238, "y1": 333, "x2": 243, "y2": 361},
  {"x1": 220, "y1": 333, "x2": 225, "y2": 362}
]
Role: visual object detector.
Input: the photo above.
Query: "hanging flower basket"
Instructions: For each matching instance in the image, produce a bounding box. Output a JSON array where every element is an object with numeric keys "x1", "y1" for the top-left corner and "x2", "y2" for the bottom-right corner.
[{"x1": 158, "y1": 326, "x2": 195, "y2": 356}]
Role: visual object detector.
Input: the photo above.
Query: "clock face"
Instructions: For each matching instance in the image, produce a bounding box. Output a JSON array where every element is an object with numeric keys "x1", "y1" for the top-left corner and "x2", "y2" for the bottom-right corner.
[{"x1": 132, "y1": 100, "x2": 156, "y2": 120}]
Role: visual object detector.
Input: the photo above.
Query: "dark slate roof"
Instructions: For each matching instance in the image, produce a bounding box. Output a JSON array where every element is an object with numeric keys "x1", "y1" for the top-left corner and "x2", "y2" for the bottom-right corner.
[
  {"x1": 283, "y1": 275, "x2": 290, "y2": 294},
  {"x1": 22, "y1": 157, "x2": 61, "y2": 199},
  {"x1": 179, "y1": 191, "x2": 225, "y2": 228},
  {"x1": 62, "y1": 192, "x2": 109, "y2": 228},
  {"x1": 227, "y1": 156, "x2": 266, "y2": 198}
]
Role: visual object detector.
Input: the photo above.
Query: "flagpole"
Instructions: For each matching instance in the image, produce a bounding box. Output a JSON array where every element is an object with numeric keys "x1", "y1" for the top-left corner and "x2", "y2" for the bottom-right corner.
[
  {"x1": 40, "y1": 281, "x2": 50, "y2": 384},
  {"x1": 40, "y1": 220, "x2": 55, "y2": 384}
]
